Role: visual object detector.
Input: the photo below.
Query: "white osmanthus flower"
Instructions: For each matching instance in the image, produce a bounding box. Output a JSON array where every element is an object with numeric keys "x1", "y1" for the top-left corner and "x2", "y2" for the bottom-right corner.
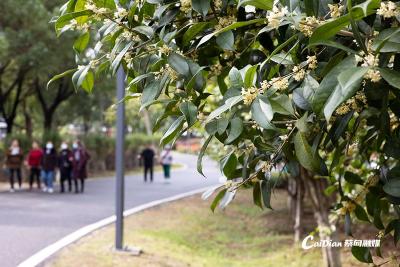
[
  {"x1": 159, "y1": 44, "x2": 173, "y2": 56},
  {"x1": 260, "y1": 80, "x2": 271, "y2": 91},
  {"x1": 210, "y1": 63, "x2": 223, "y2": 76},
  {"x1": 271, "y1": 77, "x2": 289, "y2": 90},
  {"x1": 241, "y1": 87, "x2": 259, "y2": 105},
  {"x1": 114, "y1": 7, "x2": 128, "y2": 22},
  {"x1": 299, "y1": 16, "x2": 322, "y2": 37},
  {"x1": 124, "y1": 52, "x2": 134, "y2": 67},
  {"x1": 292, "y1": 66, "x2": 306, "y2": 81},
  {"x1": 328, "y1": 4, "x2": 344, "y2": 18},
  {"x1": 215, "y1": 16, "x2": 237, "y2": 31},
  {"x1": 180, "y1": 0, "x2": 192, "y2": 13},
  {"x1": 214, "y1": 0, "x2": 224, "y2": 10},
  {"x1": 364, "y1": 69, "x2": 381, "y2": 82},
  {"x1": 266, "y1": 6, "x2": 288, "y2": 29},
  {"x1": 121, "y1": 31, "x2": 141, "y2": 42},
  {"x1": 306, "y1": 55, "x2": 318, "y2": 70},
  {"x1": 377, "y1": 1, "x2": 399, "y2": 18}
]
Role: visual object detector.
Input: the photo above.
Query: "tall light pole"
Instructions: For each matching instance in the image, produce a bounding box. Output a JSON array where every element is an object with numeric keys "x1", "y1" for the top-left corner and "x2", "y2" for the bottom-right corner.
[{"x1": 115, "y1": 66, "x2": 125, "y2": 250}]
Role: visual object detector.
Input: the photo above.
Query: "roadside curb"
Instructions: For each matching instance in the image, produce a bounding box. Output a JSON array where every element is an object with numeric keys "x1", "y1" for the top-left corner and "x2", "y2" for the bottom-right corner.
[{"x1": 17, "y1": 185, "x2": 216, "y2": 267}]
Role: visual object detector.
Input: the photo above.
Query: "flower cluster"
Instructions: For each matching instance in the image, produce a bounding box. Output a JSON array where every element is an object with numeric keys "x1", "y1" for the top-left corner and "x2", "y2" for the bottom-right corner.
[
  {"x1": 215, "y1": 16, "x2": 236, "y2": 31},
  {"x1": 114, "y1": 7, "x2": 128, "y2": 22},
  {"x1": 292, "y1": 66, "x2": 306, "y2": 81},
  {"x1": 159, "y1": 44, "x2": 173, "y2": 56},
  {"x1": 214, "y1": 0, "x2": 223, "y2": 10},
  {"x1": 157, "y1": 64, "x2": 178, "y2": 81},
  {"x1": 121, "y1": 30, "x2": 141, "y2": 42},
  {"x1": 210, "y1": 63, "x2": 223, "y2": 76},
  {"x1": 85, "y1": 1, "x2": 108, "y2": 14},
  {"x1": 336, "y1": 91, "x2": 367, "y2": 115},
  {"x1": 241, "y1": 87, "x2": 259, "y2": 105},
  {"x1": 266, "y1": 6, "x2": 288, "y2": 29},
  {"x1": 307, "y1": 55, "x2": 318, "y2": 70},
  {"x1": 271, "y1": 77, "x2": 289, "y2": 90},
  {"x1": 355, "y1": 52, "x2": 381, "y2": 82},
  {"x1": 377, "y1": 1, "x2": 399, "y2": 19},
  {"x1": 180, "y1": 0, "x2": 192, "y2": 13},
  {"x1": 328, "y1": 4, "x2": 344, "y2": 18},
  {"x1": 337, "y1": 201, "x2": 356, "y2": 215},
  {"x1": 299, "y1": 16, "x2": 322, "y2": 37}
]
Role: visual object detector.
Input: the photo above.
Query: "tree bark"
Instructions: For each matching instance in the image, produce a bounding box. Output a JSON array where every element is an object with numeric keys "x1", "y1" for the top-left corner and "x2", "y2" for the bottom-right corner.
[
  {"x1": 300, "y1": 167, "x2": 342, "y2": 267},
  {"x1": 23, "y1": 101, "x2": 33, "y2": 138},
  {"x1": 288, "y1": 175, "x2": 304, "y2": 243}
]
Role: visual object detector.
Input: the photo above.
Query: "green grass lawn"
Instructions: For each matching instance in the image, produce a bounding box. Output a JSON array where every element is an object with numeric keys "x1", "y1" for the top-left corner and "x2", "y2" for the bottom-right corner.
[{"x1": 47, "y1": 190, "x2": 367, "y2": 267}]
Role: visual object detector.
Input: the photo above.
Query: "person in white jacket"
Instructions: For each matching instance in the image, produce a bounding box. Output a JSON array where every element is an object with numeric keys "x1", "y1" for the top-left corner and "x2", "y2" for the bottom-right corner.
[{"x1": 160, "y1": 145, "x2": 173, "y2": 182}]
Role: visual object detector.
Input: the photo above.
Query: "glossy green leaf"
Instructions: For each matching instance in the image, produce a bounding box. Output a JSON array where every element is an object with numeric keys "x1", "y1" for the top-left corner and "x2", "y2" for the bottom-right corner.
[
  {"x1": 383, "y1": 179, "x2": 400, "y2": 198},
  {"x1": 47, "y1": 69, "x2": 76, "y2": 90},
  {"x1": 379, "y1": 68, "x2": 400, "y2": 90},
  {"x1": 168, "y1": 53, "x2": 189, "y2": 76},
  {"x1": 220, "y1": 152, "x2": 238, "y2": 178},
  {"x1": 294, "y1": 131, "x2": 322, "y2": 174},
  {"x1": 211, "y1": 188, "x2": 227, "y2": 212},
  {"x1": 197, "y1": 135, "x2": 213, "y2": 176},
  {"x1": 351, "y1": 246, "x2": 373, "y2": 263},
  {"x1": 238, "y1": 0, "x2": 273, "y2": 10},
  {"x1": 225, "y1": 117, "x2": 243, "y2": 144},
  {"x1": 160, "y1": 116, "x2": 185, "y2": 146},
  {"x1": 183, "y1": 22, "x2": 210, "y2": 46},
  {"x1": 180, "y1": 101, "x2": 198, "y2": 127},
  {"x1": 73, "y1": 32, "x2": 90, "y2": 53},
  {"x1": 216, "y1": 30, "x2": 234, "y2": 51},
  {"x1": 192, "y1": 0, "x2": 210, "y2": 17}
]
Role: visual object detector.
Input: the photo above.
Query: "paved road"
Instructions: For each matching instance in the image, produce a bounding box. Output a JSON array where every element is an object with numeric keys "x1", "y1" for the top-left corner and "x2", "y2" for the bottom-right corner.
[{"x1": 0, "y1": 152, "x2": 220, "y2": 267}]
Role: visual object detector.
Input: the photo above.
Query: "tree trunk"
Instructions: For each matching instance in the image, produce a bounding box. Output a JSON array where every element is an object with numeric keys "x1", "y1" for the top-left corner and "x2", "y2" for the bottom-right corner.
[
  {"x1": 43, "y1": 112, "x2": 54, "y2": 132},
  {"x1": 300, "y1": 167, "x2": 342, "y2": 267},
  {"x1": 288, "y1": 175, "x2": 304, "y2": 243},
  {"x1": 23, "y1": 102, "x2": 33, "y2": 138},
  {"x1": 141, "y1": 109, "x2": 152, "y2": 136}
]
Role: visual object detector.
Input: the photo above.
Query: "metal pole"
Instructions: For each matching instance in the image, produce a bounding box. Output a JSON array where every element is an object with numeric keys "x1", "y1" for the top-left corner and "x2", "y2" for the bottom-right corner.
[{"x1": 115, "y1": 67, "x2": 125, "y2": 250}]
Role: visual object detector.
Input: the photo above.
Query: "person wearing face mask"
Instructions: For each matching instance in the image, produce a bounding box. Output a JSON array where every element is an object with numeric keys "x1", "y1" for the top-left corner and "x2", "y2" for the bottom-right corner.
[
  {"x1": 41, "y1": 141, "x2": 58, "y2": 193},
  {"x1": 71, "y1": 140, "x2": 90, "y2": 193},
  {"x1": 27, "y1": 141, "x2": 43, "y2": 190},
  {"x1": 58, "y1": 142, "x2": 73, "y2": 193},
  {"x1": 5, "y1": 139, "x2": 24, "y2": 192}
]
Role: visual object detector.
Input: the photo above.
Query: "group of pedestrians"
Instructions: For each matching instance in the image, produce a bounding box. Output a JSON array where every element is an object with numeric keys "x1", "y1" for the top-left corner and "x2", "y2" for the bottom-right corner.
[
  {"x1": 140, "y1": 145, "x2": 173, "y2": 183},
  {"x1": 3, "y1": 139, "x2": 90, "y2": 193}
]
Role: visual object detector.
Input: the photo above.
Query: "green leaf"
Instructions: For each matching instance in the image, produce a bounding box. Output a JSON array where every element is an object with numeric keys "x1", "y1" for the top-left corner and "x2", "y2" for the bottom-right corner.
[
  {"x1": 216, "y1": 30, "x2": 234, "y2": 51},
  {"x1": 294, "y1": 75, "x2": 318, "y2": 110},
  {"x1": 354, "y1": 204, "x2": 370, "y2": 222},
  {"x1": 160, "y1": 116, "x2": 185, "y2": 146},
  {"x1": 73, "y1": 32, "x2": 90, "y2": 54},
  {"x1": 183, "y1": 22, "x2": 210, "y2": 46},
  {"x1": 206, "y1": 95, "x2": 243, "y2": 122},
  {"x1": 225, "y1": 117, "x2": 243, "y2": 144},
  {"x1": 81, "y1": 70, "x2": 94, "y2": 93},
  {"x1": 111, "y1": 42, "x2": 132, "y2": 74},
  {"x1": 261, "y1": 179, "x2": 272, "y2": 209},
  {"x1": 47, "y1": 69, "x2": 76, "y2": 90},
  {"x1": 312, "y1": 56, "x2": 356, "y2": 115},
  {"x1": 192, "y1": 0, "x2": 210, "y2": 17},
  {"x1": 253, "y1": 181, "x2": 263, "y2": 209},
  {"x1": 197, "y1": 135, "x2": 213, "y2": 176},
  {"x1": 251, "y1": 96, "x2": 276, "y2": 130},
  {"x1": 168, "y1": 53, "x2": 189, "y2": 76},
  {"x1": 55, "y1": 10, "x2": 93, "y2": 35},
  {"x1": 307, "y1": 40, "x2": 358, "y2": 54},
  {"x1": 309, "y1": 0, "x2": 380, "y2": 44},
  {"x1": 270, "y1": 95, "x2": 295, "y2": 116},
  {"x1": 228, "y1": 67, "x2": 244, "y2": 89},
  {"x1": 244, "y1": 65, "x2": 258, "y2": 88},
  {"x1": 72, "y1": 65, "x2": 92, "y2": 91},
  {"x1": 373, "y1": 28, "x2": 400, "y2": 53},
  {"x1": 180, "y1": 101, "x2": 198, "y2": 127},
  {"x1": 269, "y1": 53, "x2": 294, "y2": 65},
  {"x1": 323, "y1": 67, "x2": 368, "y2": 121},
  {"x1": 210, "y1": 188, "x2": 227, "y2": 212},
  {"x1": 379, "y1": 68, "x2": 400, "y2": 90},
  {"x1": 197, "y1": 19, "x2": 265, "y2": 48},
  {"x1": 141, "y1": 81, "x2": 162, "y2": 108},
  {"x1": 383, "y1": 179, "x2": 400, "y2": 198},
  {"x1": 220, "y1": 152, "x2": 238, "y2": 178},
  {"x1": 344, "y1": 171, "x2": 364, "y2": 185},
  {"x1": 294, "y1": 131, "x2": 322, "y2": 174},
  {"x1": 238, "y1": 0, "x2": 273, "y2": 10},
  {"x1": 132, "y1": 25, "x2": 154, "y2": 39},
  {"x1": 351, "y1": 246, "x2": 373, "y2": 263},
  {"x1": 93, "y1": 0, "x2": 116, "y2": 9}
]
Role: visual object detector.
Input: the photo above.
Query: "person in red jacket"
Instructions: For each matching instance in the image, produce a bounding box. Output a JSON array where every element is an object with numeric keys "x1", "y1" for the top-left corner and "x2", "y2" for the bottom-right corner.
[{"x1": 27, "y1": 141, "x2": 43, "y2": 190}]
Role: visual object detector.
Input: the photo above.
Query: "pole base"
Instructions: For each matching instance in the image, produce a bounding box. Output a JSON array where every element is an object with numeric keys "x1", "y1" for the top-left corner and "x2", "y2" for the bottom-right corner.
[{"x1": 113, "y1": 246, "x2": 142, "y2": 256}]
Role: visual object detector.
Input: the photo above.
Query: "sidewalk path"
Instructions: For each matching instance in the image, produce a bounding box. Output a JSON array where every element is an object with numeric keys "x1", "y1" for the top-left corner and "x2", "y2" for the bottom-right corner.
[{"x1": 0, "y1": 152, "x2": 220, "y2": 267}]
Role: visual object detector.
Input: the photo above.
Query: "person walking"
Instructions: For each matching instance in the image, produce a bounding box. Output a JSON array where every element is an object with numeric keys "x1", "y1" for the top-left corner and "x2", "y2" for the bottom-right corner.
[
  {"x1": 41, "y1": 141, "x2": 58, "y2": 193},
  {"x1": 72, "y1": 140, "x2": 90, "y2": 193},
  {"x1": 58, "y1": 142, "x2": 73, "y2": 193},
  {"x1": 5, "y1": 139, "x2": 24, "y2": 192},
  {"x1": 27, "y1": 141, "x2": 43, "y2": 190},
  {"x1": 140, "y1": 144, "x2": 155, "y2": 182},
  {"x1": 160, "y1": 145, "x2": 173, "y2": 183}
]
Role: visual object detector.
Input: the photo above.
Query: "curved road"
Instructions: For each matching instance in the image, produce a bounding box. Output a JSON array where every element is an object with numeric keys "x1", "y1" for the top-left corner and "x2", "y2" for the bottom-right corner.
[{"x1": 0, "y1": 152, "x2": 220, "y2": 267}]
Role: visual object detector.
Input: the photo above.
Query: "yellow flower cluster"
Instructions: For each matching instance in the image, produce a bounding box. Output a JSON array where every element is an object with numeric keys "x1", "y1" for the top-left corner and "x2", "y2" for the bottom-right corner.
[
  {"x1": 180, "y1": 0, "x2": 192, "y2": 13},
  {"x1": 328, "y1": 4, "x2": 344, "y2": 18},
  {"x1": 215, "y1": 16, "x2": 236, "y2": 31},
  {"x1": 271, "y1": 77, "x2": 289, "y2": 90},
  {"x1": 210, "y1": 63, "x2": 223, "y2": 76},
  {"x1": 114, "y1": 7, "x2": 128, "y2": 22},
  {"x1": 338, "y1": 201, "x2": 356, "y2": 215},
  {"x1": 85, "y1": 1, "x2": 108, "y2": 14},
  {"x1": 355, "y1": 52, "x2": 382, "y2": 82},
  {"x1": 124, "y1": 52, "x2": 134, "y2": 67},
  {"x1": 260, "y1": 80, "x2": 271, "y2": 91},
  {"x1": 157, "y1": 64, "x2": 178, "y2": 80},
  {"x1": 266, "y1": 6, "x2": 288, "y2": 29},
  {"x1": 299, "y1": 16, "x2": 322, "y2": 37},
  {"x1": 159, "y1": 44, "x2": 173, "y2": 56},
  {"x1": 336, "y1": 91, "x2": 367, "y2": 115},
  {"x1": 241, "y1": 87, "x2": 259, "y2": 105},
  {"x1": 377, "y1": 1, "x2": 399, "y2": 18},
  {"x1": 307, "y1": 55, "x2": 318, "y2": 70},
  {"x1": 364, "y1": 69, "x2": 381, "y2": 82},
  {"x1": 214, "y1": 0, "x2": 223, "y2": 10},
  {"x1": 292, "y1": 66, "x2": 306, "y2": 81},
  {"x1": 121, "y1": 31, "x2": 141, "y2": 42}
]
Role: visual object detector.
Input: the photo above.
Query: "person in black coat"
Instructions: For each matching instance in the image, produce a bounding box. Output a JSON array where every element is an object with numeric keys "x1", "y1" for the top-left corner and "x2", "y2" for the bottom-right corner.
[
  {"x1": 139, "y1": 144, "x2": 155, "y2": 182},
  {"x1": 58, "y1": 142, "x2": 73, "y2": 193},
  {"x1": 41, "y1": 141, "x2": 58, "y2": 194}
]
